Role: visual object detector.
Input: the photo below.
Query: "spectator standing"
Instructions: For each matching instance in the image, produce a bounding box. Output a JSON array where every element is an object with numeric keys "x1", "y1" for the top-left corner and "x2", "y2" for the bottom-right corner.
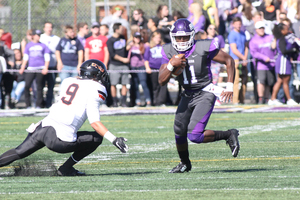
[
  {"x1": 228, "y1": 17, "x2": 248, "y2": 104},
  {"x1": 107, "y1": 23, "x2": 130, "y2": 107},
  {"x1": 203, "y1": 0, "x2": 220, "y2": 29},
  {"x1": 101, "y1": 5, "x2": 130, "y2": 38},
  {"x1": 172, "y1": 10, "x2": 186, "y2": 21},
  {"x1": 257, "y1": 0, "x2": 280, "y2": 34},
  {"x1": 154, "y1": 4, "x2": 174, "y2": 43},
  {"x1": 144, "y1": 31, "x2": 167, "y2": 106},
  {"x1": 126, "y1": 25, "x2": 141, "y2": 50},
  {"x1": 84, "y1": 22, "x2": 109, "y2": 67},
  {"x1": 40, "y1": 22, "x2": 60, "y2": 108},
  {"x1": 77, "y1": 22, "x2": 89, "y2": 48},
  {"x1": 237, "y1": 0, "x2": 257, "y2": 33},
  {"x1": 21, "y1": 30, "x2": 33, "y2": 54},
  {"x1": 215, "y1": 0, "x2": 239, "y2": 37},
  {"x1": 128, "y1": 32, "x2": 151, "y2": 107},
  {"x1": 10, "y1": 48, "x2": 25, "y2": 108},
  {"x1": 268, "y1": 23, "x2": 299, "y2": 105},
  {"x1": 277, "y1": 18, "x2": 298, "y2": 103},
  {"x1": 19, "y1": 29, "x2": 50, "y2": 109},
  {"x1": 187, "y1": 0, "x2": 206, "y2": 33},
  {"x1": 131, "y1": 9, "x2": 148, "y2": 30},
  {"x1": 0, "y1": 28, "x2": 12, "y2": 48},
  {"x1": 100, "y1": 24, "x2": 110, "y2": 38},
  {"x1": 56, "y1": 25, "x2": 84, "y2": 82},
  {"x1": 249, "y1": 21, "x2": 276, "y2": 104},
  {"x1": 147, "y1": 17, "x2": 161, "y2": 43},
  {"x1": 0, "y1": 39, "x2": 14, "y2": 109}
]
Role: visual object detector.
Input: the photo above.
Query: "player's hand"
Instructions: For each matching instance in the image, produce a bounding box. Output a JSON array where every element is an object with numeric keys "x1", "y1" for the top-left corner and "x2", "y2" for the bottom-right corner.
[
  {"x1": 113, "y1": 137, "x2": 128, "y2": 153},
  {"x1": 170, "y1": 54, "x2": 186, "y2": 69},
  {"x1": 220, "y1": 91, "x2": 233, "y2": 103}
]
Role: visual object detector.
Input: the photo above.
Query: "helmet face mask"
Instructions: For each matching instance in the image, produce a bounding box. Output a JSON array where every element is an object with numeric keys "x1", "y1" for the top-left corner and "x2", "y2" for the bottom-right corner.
[
  {"x1": 80, "y1": 59, "x2": 109, "y2": 87},
  {"x1": 170, "y1": 19, "x2": 195, "y2": 51}
]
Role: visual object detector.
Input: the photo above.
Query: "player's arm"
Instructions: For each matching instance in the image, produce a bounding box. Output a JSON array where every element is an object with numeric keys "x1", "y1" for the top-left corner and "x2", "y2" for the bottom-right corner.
[
  {"x1": 212, "y1": 50, "x2": 235, "y2": 103},
  {"x1": 158, "y1": 54, "x2": 186, "y2": 86},
  {"x1": 91, "y1": 121, "x2": 128, "y2": 153}
]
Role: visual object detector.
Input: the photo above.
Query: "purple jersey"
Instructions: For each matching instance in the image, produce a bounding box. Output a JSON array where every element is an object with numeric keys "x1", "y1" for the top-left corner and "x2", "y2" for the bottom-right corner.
[
  {"x1": 144, "y1": 45, "x2": 163, "y2": 69},
  {"x1": 211, "y1": 35, "x2": 225, "y2": 64},
  {"x1": 129, "y1": 44, "x2": 147, "y2": 68},
  {"x1": 275, "y1": 33, "x2": 297, "y2": 75},
  {"x1": 161, "y1": 40, "x2": 219, "y2": 90},
  {"x1": 249, "y1": 34, "x2": 276, "y2": 70},
  {"x1": 24, "y1": 42, "x2": 50, "y2": 68}
]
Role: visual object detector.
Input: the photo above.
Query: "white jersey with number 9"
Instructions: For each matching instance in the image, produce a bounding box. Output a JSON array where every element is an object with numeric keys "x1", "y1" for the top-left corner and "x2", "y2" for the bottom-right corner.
[{"x1": 42, "y1": 77, "x2": 107, "y2": 142}]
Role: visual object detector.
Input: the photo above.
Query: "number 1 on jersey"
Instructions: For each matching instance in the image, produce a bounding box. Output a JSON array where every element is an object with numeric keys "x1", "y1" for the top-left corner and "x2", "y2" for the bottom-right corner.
[
  {"x1": 61, "y1": 83, "x2": 79, "y2": 105},
  {"x1": 183, "y1": 65, "x2": 197, "y2": 84}
]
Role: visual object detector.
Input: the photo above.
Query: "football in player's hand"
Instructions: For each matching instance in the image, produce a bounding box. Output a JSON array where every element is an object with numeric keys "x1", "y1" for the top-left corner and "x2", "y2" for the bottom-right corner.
[{"x1": 172, "y1": 54, "x2": 186, "y2": 76}]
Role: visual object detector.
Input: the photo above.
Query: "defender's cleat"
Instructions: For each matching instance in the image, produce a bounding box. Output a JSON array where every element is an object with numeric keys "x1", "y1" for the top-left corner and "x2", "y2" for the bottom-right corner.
[
  {"x1": 169, "y1": 162, "x2": 192, "y2": 173},
  {"x1": 226, "y1": 129, "x2": 240, "y2": 157},
  {"x1": 57, "y1": 166, "x2": 86, "y2": 176}
]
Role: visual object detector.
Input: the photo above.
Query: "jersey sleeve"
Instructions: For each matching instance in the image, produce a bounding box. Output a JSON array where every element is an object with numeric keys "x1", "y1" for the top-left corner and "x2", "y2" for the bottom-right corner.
[
  {"x1": 86, "y1": 83, "x2": 107, "y2": 124},
  {"x1": 77, "y1": 39, "x2": 84, "y2": 51},
  {"x1": 44, "y1": 44, "x2": 51, "y2": 54},
  {"x1": 144, "y1": 46, "x2": 150, "y2": 61},
  {"x1": 56, "y1": 39, "x2": 62, "y2": 51},
  {"x1": 218, "y1": 36, "x2": 225, "y2": 49},
  {"x1": 207, "y1": 39, "x2": 220, "y2": 60},
  {"x1": 106, "y1": 39, "x2": 116, "y2": 58},
  {"x1": 161, "y1": 47, "x2": 169, "y2": 65}
]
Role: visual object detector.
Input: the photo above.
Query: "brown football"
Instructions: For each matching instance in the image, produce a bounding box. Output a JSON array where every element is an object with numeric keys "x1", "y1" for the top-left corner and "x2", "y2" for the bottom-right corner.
[{"x1": 172, "y1": 54, "x2": 186, "y2": 76}]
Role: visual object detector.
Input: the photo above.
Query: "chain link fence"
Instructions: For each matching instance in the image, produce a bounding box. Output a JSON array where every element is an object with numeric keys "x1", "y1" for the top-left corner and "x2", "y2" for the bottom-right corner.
[
  {"x1": 0, "y1": 0, "x2": 91, "y2": 42},
  {"x1": 0, "y1": 0, "x2": 188, "y2": 43}
]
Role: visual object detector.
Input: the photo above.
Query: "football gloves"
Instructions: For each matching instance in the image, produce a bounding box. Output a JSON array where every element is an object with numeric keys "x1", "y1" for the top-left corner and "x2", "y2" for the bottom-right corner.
[{"x1": 113, "y1": 137, "x2": 128, "y2": 153}]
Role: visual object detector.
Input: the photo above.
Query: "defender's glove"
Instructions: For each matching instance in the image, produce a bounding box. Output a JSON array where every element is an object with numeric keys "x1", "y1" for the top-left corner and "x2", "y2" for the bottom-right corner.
[{"x1": 113, "y1": 137, "x2": 128, "y2": 153}]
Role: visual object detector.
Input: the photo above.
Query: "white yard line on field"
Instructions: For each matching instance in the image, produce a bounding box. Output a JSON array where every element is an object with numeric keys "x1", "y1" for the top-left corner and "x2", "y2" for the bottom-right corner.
[{"x1": 237, "y1": 120, "x2": 300, "y2": 136}]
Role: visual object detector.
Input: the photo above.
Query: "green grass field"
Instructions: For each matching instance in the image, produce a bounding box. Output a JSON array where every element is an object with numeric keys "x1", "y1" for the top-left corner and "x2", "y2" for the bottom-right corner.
[{"x1": 0, "y1": 112, "x2": 300, "y2": 200}]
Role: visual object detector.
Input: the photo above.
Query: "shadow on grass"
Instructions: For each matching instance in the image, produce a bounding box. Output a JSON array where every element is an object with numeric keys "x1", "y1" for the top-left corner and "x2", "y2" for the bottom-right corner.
[
  {"x1": 86, "y1": 171, "x2": 160, "y2": 177},
  {"x1": 0, "y1": 159, "x2": 57, "y2": 177}
]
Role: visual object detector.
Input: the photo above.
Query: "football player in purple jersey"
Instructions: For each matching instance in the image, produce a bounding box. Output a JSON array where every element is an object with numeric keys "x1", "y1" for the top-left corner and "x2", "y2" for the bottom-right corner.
[{"x1": 158, "y1": 18, "x2": 240, "y2": 173}]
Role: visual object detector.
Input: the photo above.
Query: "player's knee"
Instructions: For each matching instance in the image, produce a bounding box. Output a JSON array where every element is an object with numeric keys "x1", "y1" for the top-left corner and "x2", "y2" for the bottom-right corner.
[
  {"x1": 188, "y1": 133, "x2": 204, "y2": 144},
  {"x1": 174, "y1": 120, "x2": 187, "y2": 136},
  {"x1": 175, "y1": 135, "x2": 187, "y2": 145},
  {"x1": 93, "y1": 135, "x2": 103, "y2": 146}
]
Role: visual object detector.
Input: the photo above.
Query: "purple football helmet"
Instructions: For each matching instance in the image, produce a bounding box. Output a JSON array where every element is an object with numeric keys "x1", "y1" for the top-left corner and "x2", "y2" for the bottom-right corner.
[{"x1": 170, "y1": 18, "x2": 195, "y2": 51}]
